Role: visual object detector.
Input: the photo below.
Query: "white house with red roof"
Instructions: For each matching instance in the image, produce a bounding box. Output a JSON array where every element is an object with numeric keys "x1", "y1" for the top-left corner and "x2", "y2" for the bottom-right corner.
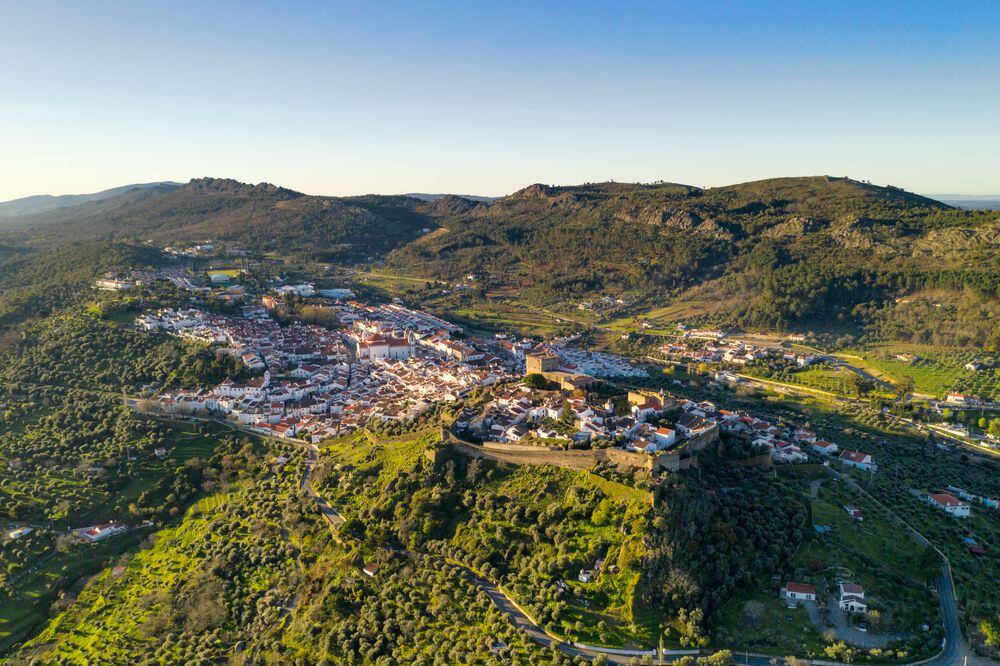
[
  {"x1": 812, "y1": 440, "x2": 839, "y2": 456},
  {"x1": 356, "y1": 334, "x2": 414, "y2": 361},
  {"x1": 794, "y1": 429, "x2": 818, "y2": 443},
  {"x1": 79, "y1": 521, "x2": 128, "y2": 542},
  {"x1": 781, "y1": 581, "x2": 817, "y2": 602},
  {"x1": 926, "y1": 492, "x2": 970, "y2": 517},
  {"x1": 652, "y1": 427, "x2": 677, "y2": 448},
  {"x1": 839, "y1": 449, "x2": 874, "y2": 471}
]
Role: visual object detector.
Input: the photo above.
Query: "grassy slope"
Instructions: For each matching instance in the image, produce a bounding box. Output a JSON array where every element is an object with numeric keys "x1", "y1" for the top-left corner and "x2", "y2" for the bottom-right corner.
[
  {"x1": 16, "y1": 460, "x2": 303, "y2": 664},
  {"x1": 318, "y1": 428, "x2": 657, "y2": 647},
  {"x1": 0, "y1": 422, "x2": 222, "y2": 655}
]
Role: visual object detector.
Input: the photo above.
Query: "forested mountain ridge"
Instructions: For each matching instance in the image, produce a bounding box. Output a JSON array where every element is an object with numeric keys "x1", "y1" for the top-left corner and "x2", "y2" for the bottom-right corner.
[
  {"x1": 389, "y1": 176, "x2": 999, "y2": 339},
  {"x1": 0, "y1": 182, "x2": 180, "y2": 220},
  {"x1": 3, "y1": 175, "x2": 997, "y2": 340},
  {"x1": 0, "y1": 178, "x2": 437, "y2": 263}
]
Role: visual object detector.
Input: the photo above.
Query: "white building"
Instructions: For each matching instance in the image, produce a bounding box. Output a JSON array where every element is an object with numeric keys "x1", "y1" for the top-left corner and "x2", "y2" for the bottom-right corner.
[
  {"x1": 839, "y1": 449, "x2": 874, "y2": 471},
  {"x1": 812, "y1": 440, "x2": 839, "y2": 456},
  {"x1": 356, "y1": 335, "x2": 415, "y2": 361},
  {"x1": 838, "y1": 582, "x2": 867, "y2": 613},
  {"x1": 651, "y1": 427, "x2": 677, "y2": 448},
  {"x1": 781, "y1": 582, "x2": 817, "y2": 602},
  {"x1": 275, "y1": 283, "x2": 316, "y2": 297},
  {"x1": 926, "y1": 492, "x2": 971, "y2": 518},
  {"x1": 79, "y1": 522, "x2": 128, "y2": 542}
]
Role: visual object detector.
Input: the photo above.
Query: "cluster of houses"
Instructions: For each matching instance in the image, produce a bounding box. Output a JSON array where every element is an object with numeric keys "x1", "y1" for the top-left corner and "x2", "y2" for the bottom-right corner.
[
  {"x1": 660, "y1": 338, "x2": 819, "y2": 368},
  {"x1": 944, "y1": 392, "x2": 987, "y2": 406},
  {"x1": 264, "y1": 283, "x2": 355, "y2": 300},
  {"x1": 139, "y1": 302, "x2": 516, "y2": 441},
  {"x1": 758, "y1": 428, "x2": 874, "y2": 472},
  {"x1": 458, "y1": 379, "x2": 858, "y2": 468},
  {"x1": 577, "y1": 295, "x2": 628, "y2": 312},
  {"x1": 781, "y1": 581, "x2": 869, "y2": 614},
  {"x1": 94, "y1": 267, "x2": 201, "y2": 292},
  {"x1": 458, "y1": 385, "x2": 717, "y2": 452},
  {"x1": 163, "y1": 243, "x2": 216, "y2": 257},
  {"x1": 945, "y1": 485, "x2": 999, "y2": 510}
]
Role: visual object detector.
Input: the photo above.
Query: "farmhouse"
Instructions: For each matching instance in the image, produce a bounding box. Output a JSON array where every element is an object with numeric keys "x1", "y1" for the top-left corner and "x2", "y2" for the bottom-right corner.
[
  {"x1": 839, "y1": 449, "x2": 874, "y2": 471},
  {"x1": 781, "y1": 581, "x2": 817, "y2": 602},
  {"x1": 80, "y1": 521, "x2": 128, "y2": 542},
  {"x1": 926, "y1": 492, "x2": 971, "y2": 518},
  {"x1": 946, "y1": 392, "x2": 983, "y2": 406},
  {"x1": 838, "y1": 582, "x2": 867, "y2": 613}
]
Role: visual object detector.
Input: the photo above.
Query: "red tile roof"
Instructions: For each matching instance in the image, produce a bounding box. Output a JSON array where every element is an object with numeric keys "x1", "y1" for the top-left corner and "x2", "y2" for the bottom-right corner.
[{"x1": 785, "y1": 582, "x2": 816, "y2": 595}]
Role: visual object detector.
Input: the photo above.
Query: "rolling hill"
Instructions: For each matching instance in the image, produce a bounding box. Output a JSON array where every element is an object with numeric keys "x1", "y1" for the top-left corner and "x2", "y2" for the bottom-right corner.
[
  {"x1": 388, "y1": 177, "x2": 999, "y2": 340},
  {"x1": 1, "y1": 178, "x2": 439, "y2": 262},
  {"x1": 0, "y1": 182, "x2": 180, "y2": 220},
  {"x1": 3, "y1": 175, "x2": 997, "y2": 343}
]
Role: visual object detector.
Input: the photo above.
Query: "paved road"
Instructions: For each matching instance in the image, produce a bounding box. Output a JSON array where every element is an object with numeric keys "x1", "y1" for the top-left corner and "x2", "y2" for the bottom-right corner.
[
  {"x1": 130, "y1": 403, "x2": 980, "y2": 665},
  {"x1": 834, "y1": 471, "x2": 974, "y2": 666},
  {"x1": 928, "y1": 565, "x2": 963, "y2": 666}
]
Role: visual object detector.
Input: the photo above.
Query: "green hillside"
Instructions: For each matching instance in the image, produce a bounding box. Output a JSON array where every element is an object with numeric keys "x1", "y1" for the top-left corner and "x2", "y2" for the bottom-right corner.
[
  {"x1": 388, "y1": 177, "x2": 999, "y2": 342},
  {"x1": 2, "y1": 175, "x2": 997, "y2": 345},
  {"x1": 2, "y1": 178, "x2": 440, "y2": 263}
]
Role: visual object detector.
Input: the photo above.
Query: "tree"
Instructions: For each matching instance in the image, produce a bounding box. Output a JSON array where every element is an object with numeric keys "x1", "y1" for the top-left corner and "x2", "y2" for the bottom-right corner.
[
  {"x1": 741, "y1": 599, "x2": 765, "y2": 624},
  {"x1": 981, "y1": 618, "x2": 1000, "y2": 647},
  {"x1": 849, "y1": 374, "x2": 873, "y2": 399},
  {"x1": 895, "y1": 376, "x2": 915, "y2": 404},
  {"x1": 697, "y1": 650, "x2": 732, "y2": 665},
  {"x1": 524, "y1": 373, "x2": 549, "y2": 390}
]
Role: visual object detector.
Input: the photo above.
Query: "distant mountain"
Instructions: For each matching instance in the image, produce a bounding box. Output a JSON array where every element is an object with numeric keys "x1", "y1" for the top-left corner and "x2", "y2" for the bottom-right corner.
[
  {"x1": 0, "y1": 182, "x2": 181, "y2": 219},
  {"x1": 927, "y1": 194, "x2": 1000, "y2": 210},
  {"x1": 3, "y1": 178, "x2": 441, "y2": 263},
  {"x1": 405, "y1": 192, "x2": 498, "y2": 203}
]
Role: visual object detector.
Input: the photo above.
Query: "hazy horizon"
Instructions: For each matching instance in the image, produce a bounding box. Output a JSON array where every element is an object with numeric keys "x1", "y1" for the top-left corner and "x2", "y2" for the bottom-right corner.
[
  {"x1": 2, "y1": 176, "x2": 999, "y2": 206},
  {"x1": 2, "y1": 1, "x2": 999, "y2": 201}
]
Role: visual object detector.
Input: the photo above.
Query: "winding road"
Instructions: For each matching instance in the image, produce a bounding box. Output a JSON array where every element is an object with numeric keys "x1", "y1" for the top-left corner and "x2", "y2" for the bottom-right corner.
[
  {"x1": 131, "y1": 405, "x2": 979, "y2": 664},
  {"x1": 833, "y1": 470, "x2": 973, "y2": 666}
]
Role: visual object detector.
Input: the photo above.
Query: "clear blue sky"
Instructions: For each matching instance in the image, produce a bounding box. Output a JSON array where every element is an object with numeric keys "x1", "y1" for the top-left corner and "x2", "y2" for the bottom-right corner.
[{"x1": 2, "y1": 1, "x2": 998, "y2": 200}]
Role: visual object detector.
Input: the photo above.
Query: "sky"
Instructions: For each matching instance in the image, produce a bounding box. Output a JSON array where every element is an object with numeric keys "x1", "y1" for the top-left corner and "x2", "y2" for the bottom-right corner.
[{"x1": 1, "y1": 1, "x2": 999, "y2": 201}]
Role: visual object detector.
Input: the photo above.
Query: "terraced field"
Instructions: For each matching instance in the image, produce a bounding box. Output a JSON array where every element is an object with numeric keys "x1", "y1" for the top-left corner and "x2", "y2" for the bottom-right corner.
[
  {"x1": 841, "y1": 345, "x2": 999, "y2": 401},
  {"x1": 790, "y1": 367, "x2": 859, "y2": 395}
]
